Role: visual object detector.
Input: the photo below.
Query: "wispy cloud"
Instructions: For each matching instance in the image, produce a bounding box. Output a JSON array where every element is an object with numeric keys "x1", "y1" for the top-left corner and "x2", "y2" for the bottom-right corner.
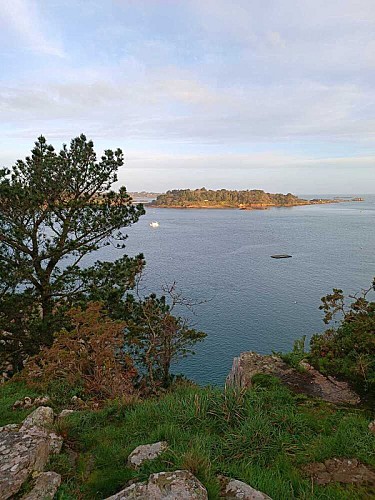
[
  {"x1": 1, "y1": 76, "x2": 374, "y2": 145},
  {"x1": 123, "y1": 150, "x2": 375, "y2": 170},
  {"x1": 0, "y1": 0, "x2": 65, "y2": 57}
]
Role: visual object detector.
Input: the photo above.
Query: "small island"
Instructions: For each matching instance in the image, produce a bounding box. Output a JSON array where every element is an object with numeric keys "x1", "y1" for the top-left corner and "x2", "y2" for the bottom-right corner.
[{"x1": 150, "y1": 188, "x2": 363, "y2": 210}]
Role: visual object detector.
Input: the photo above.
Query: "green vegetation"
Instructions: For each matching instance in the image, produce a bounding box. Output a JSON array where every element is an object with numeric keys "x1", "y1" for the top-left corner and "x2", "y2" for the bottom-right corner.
[
  {"x1": 1, "y1": 135, "x2": 374, "y2": 499},
  {"x1": 1, "y1": 379, "x2": 374, "y2": 499},
  {"x1": 0, "y1": 134, "x2": 144, "y2": 369},
  {"x1": 124, "y1": 291, "x2": 206, "y2": 390},
  {"x1": 0, "y1": 135, "x2": 204, "y2": 391},
  {"x1": 279, "y1": 281, "x2": 375, "y2": 398},
  {"x1": 310, "y1": 282, "x2": 375, "y2": 395},
  {"x1": 152, "y1": 187, "x2": 306, "y2": 208}
]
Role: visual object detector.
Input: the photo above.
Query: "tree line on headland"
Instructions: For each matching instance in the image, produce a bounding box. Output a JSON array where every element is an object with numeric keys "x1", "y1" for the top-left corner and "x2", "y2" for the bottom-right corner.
[{"x1": 152, "y1": 188, "x2": 323, "y2": 208}]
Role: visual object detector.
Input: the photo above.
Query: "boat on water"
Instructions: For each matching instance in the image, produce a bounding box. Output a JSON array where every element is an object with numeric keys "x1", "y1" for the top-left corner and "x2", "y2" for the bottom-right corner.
[
  {"x1": 271, "y1": 254, "x2": 292, "y2": 259},
  {"x1": 149, "y1": 221, "x2": 159, "y2": 228}
]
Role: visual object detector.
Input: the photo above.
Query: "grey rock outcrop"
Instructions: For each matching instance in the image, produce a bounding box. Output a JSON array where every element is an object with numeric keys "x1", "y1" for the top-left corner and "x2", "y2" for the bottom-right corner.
[
  {"x1": 22, "y1": 471, "x2": 61, "y2": 500},
  {"x1": 105, "y1": 470, "x2": 208, "y2": 499},
  {"x1": 223, "y1": 479, "x2": 272, "y2": 499},
  {"x1": 0, "y1": 430, "x2": 51, "y2": 499},
  {"x1": 0, "y1": 407, "x2": 63, "y2": 500},
  {"x1": 226, "y1": 352, "x2": 360, "y2": 404},
  {"x1": 127, "y1": 441, "x2": 168, "y2": 469},
  {"x1": 20, "y1": 406, "x2": 54, "y2": 432},
  {"x1": 368, "y1": 420, "x2": 375, "y2": 434}
]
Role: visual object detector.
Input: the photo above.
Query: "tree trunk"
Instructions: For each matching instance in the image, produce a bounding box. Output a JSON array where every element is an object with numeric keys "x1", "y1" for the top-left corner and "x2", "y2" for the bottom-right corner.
[{"x1": 162, "y1": 359, "x2": 171, "y2": 388}]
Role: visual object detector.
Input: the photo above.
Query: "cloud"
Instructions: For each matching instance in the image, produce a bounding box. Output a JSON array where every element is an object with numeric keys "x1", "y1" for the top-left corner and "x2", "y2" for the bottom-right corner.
[
  {"x1": 1, "y1": 74, "x2": 374, "y2": 146},
  {"x1": 122, "y1": 150, "x2": 375, "y2": 171},
  {"x1": 266, "y1": 32, "x2": 286, "y2": 49},
  {"x1": 115, "y1": 150, "x2": 375, "y2": 193},
  {"x1": 190, "y1": 0, "x2": 375, "y2": 83},
  {"x1": 0, "y1": 0, "x2": 65, "y2": 57}
]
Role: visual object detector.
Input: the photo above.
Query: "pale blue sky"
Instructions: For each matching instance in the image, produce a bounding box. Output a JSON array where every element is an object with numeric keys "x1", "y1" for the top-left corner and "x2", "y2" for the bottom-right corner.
[{"x1": 1, "y1": 0, "x2": 374, "y2": 193}]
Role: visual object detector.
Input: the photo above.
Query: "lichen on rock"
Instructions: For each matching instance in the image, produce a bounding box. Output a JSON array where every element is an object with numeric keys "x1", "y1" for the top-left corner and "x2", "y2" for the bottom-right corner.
[
  {"x1": 21, "y1": 471, "x2": 61, "y2": 500},
  {"x1": 219, "y1": 475, "x2": 273, "y2": 499},
  {"x1": 0, "y1": 406, "x2": 63, "y2": 500},
  {"x1": 127, "y1": 441, "x2": 168, "y2": 469},
  {"x1": 20, "y1": 406, "x2": 54, "y2": 432},
  {"x1": 105, "y1": 470, "x2": 208, "y2": 499}
]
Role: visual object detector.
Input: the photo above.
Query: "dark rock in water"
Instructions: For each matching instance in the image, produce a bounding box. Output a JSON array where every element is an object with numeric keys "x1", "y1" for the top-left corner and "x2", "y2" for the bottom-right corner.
[{"x1": 271, "y1": 254, "x2": 292, "y2": 259}]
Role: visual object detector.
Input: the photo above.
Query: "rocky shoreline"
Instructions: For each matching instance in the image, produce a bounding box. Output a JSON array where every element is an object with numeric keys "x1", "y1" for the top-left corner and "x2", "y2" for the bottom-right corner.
[
  {"x1": 226, "y1": 351, "x2": 360, "y2": 404},
  {"x1": 150, "y1": 198, "x2": 363, "y2": 210}
]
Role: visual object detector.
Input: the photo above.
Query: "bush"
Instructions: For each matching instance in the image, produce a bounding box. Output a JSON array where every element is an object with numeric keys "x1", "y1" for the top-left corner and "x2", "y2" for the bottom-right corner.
[
  {"x1": 124, "y1": 292, "x2": 206, "y2": 390},
  {"x1": 22, "y1": 302, "x2": 137, "y2": 401},
  {"x1": 310, "y1": 281, "x2": 375, "y2": 392}
]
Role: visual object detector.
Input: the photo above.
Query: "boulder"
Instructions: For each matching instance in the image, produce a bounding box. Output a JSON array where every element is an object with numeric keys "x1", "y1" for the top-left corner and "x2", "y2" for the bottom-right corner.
[
  {"x1": 127, "y1": 441, "x2": 168, "y2": 469},
  {"x1": 20, "y1": 406, "x2": 54, "y2": 432},
  {"x1": 22, "y1": 471, "x2": 61, "y2": 500},
  {"x1": 226, "y1": 352, "x2": 360, "y2": 404},
  {"x1": 0, "y1": 407, "x2": 63, "y2": 499},
  {"x1": 0, "y1": 430, "x2": 51, "y2": 499},
  {"x1": 223, "y1": 479, "x2": 272, "y2": 499},
  {"x1": 105, "y1": 470, "x2": 208, "y2": 499}
]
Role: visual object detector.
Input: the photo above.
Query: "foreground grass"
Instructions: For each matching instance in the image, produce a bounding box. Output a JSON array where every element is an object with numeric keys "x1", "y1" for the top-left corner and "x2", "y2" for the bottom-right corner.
[{"x1": 1, "y1": 377, "x2": 374, "y2": 499}]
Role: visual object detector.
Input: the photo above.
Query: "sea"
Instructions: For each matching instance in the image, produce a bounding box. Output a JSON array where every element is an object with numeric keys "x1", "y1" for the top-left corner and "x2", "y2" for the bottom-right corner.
[{"x1": 90, "y1": 195, "x2": 375, "y2": 386}]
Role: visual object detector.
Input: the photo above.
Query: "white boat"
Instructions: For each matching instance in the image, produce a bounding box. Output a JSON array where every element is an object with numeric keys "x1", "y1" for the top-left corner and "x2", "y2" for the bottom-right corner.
[{"x1": 149, "y1": 221, "x2": 159, "y2": 228}]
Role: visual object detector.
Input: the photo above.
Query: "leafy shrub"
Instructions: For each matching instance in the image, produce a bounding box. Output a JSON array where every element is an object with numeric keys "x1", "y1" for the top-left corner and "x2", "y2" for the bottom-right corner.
[
  {"x1": 310, "y1": 281, "x2": 375, "y2": 392},
  {"x1": 22, "y1": 302, "x2": 137, "y2": 401},
  {"x1": 278, "y1": 336, "x2": 307, "y2": 369},
  {"x1": 124, "y1": 292, "x2": 206, "y2": 390}
]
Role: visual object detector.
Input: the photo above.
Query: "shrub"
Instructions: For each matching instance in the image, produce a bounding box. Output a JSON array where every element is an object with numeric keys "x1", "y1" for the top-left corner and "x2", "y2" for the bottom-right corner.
[
  {"x1": 310, "y1": 281, "x2": 375, "y2": 392},
  {"x1": 124, "y1": 292, "x2": 206, "y2": 390},
  {"x1": 22, "y1": 302, "x2": 137, "y2": 401}
]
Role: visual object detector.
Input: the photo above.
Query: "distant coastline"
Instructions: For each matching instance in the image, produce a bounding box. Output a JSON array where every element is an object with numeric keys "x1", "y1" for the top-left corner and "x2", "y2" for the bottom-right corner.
[{"x1": 149, "y1": 188, "x2": 364, "y2": 210}]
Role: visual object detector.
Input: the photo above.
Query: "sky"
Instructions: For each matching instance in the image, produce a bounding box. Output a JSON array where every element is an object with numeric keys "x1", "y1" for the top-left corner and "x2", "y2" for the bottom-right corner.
[{"x1": 1, "y1": 0, "x2": 374, "y2": 194}]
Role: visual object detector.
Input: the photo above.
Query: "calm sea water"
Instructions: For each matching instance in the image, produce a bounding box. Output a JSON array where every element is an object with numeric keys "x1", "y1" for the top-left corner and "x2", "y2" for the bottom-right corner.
[{"x1": 90, "y1": 195, "x2": 375, "y2": 386}]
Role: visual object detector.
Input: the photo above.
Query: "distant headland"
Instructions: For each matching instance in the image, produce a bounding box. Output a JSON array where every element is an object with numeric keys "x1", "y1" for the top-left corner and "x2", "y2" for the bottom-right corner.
[{"x1": 149, "y1": 188, "x2": 364, "y2": 209}]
